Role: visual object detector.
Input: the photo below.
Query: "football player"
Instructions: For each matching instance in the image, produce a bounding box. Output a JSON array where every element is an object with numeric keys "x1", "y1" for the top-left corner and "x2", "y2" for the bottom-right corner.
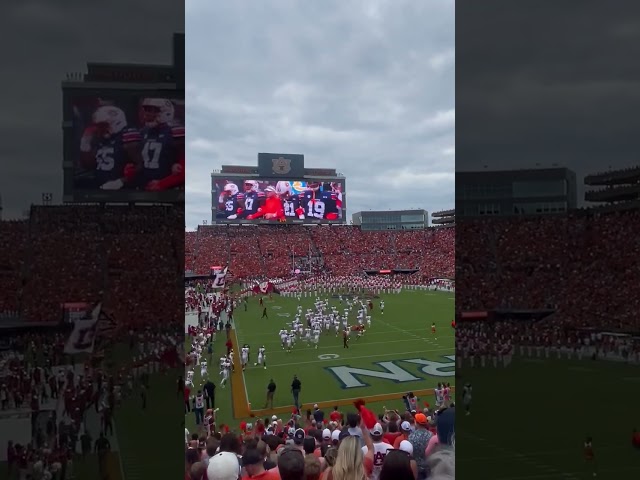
[
  {"x1": 218, "y1": 182, "x2": 245, "y2": 219},
  {"x1": 138, "y1": 98, "x2": 185, "y2": 191},
  {"x1": 237, "y1": 180, "x2": 265, "y2": 219},
  {"x1": 277, "y1": 181, "x2": 305, "y2": 219},
  {"x1": 79, "y1": 105, "x2": 143, "y2": 190},
  {"x1": 247, "y1": 186, "x2": 285, "y2": 220},
  {"x1": 297, "y1": 182, "x2": 340, "y2": 220}
]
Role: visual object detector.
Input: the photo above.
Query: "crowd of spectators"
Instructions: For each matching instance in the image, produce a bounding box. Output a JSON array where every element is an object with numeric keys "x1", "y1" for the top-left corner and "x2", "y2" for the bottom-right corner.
[
  {"x1": 457, "y1": 207, "x2": 640, "y2": 355},
  {"x1": 185, "y1": 399, "x2": 455, "y2": 480},
  {"x1": 184, "y1": 225, "x2": 454, "y2": 280},
  {"x1": 0, "y1": 205, "x2": 183, "y2": 328},
  {"x1": 0, "y1": 204, "x2": 184, "y2": 478}
]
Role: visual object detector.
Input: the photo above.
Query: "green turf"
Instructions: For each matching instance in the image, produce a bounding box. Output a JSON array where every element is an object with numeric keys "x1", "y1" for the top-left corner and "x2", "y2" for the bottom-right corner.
[
  {"x1": 186, "y1": 290, "x2": 455, "y2": 431},
  {"x1": 101, "y1": 342, "x2": 184, "y2": 480},
  {"x1": 455, "y1": 356, "x2": 640, "y2": 480}
]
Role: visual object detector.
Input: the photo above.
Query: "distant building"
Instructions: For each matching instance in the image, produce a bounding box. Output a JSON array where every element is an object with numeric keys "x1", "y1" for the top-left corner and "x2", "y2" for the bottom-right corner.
[
  {"x1": 351, "y1": 209, "x2": 428, "y2": 230},
  {"x1": 584, "y1": 166, "x2": 640, "y2": 205},
  {"x1": 456, "y1": 168, "x2": 577, "y2": 217},
  {"x1": 432, "y1": 209, "x2": 455, "y2": 226}
]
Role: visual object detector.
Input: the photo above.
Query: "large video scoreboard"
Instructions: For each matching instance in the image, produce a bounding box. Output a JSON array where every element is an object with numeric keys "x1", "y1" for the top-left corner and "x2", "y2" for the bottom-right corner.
[
  {"x1": 61, "y1": 34, "x2": 184, "y2": 204},
  {"x1": 211, "y1": 153, "x2": 346, "y2": 225}
]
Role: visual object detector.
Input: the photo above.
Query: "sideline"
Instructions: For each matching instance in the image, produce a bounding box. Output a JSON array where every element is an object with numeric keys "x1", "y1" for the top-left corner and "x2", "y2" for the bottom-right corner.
[
  {"x1": 230, "y1": 328, "x2": 251, "y2": 418},
  {"x1": 248, "y1": 387, "x2": 455, "y2": 418}
]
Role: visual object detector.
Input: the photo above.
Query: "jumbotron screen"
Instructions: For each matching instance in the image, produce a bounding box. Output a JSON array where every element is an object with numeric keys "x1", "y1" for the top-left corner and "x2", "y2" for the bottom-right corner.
[
  {"x1": 68, "y1": 93, "x2": 184, "y2": 203},
  {"x1": 213, "y1": 177, "x2": 345, "y2": 224}
]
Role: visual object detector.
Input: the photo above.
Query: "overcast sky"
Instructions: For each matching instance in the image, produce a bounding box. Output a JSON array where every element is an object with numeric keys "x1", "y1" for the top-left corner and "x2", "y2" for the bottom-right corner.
[
  {"x1": 456, "y1": 0, "x2": 640, "y2": 203},
  {"x1": 185, "y1": 0, "x2": 455, "y2": 229},
  {"x1": 0, "y1": 0, "x2": 182, "y2": 219}
]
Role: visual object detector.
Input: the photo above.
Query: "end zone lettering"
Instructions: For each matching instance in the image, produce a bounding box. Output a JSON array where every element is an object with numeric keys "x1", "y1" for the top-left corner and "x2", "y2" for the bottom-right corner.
[{"x1": 326, "y1": 355, "x2": 455, "y2": 389}]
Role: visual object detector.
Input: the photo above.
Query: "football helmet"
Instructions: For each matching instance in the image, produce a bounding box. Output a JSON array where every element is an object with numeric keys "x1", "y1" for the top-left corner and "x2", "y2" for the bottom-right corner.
[
  {"x1": 141, "y1": 98, "x2": 175, "y2": 127},
  {"x1": 275, "y1": 181, "x2": 292, "y2": 197},
  {"x1": 92, "y1": 106, "x2": 126, "y2": 138},
  {"x1": 223, "y1": 183, "x2": 239, "y2": 196},
  {"x1": 244, "y1": 180, "x2": 259, "y2": 192}
]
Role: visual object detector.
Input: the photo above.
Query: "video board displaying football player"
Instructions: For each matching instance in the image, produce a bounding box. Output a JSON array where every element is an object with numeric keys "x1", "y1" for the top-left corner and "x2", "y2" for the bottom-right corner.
[
  {"x1": 214, "y1": 178, "x2": 344, "y2": 223},
  {"x1": 72, "y1": 95, "x2": 184, "y2": 194}
]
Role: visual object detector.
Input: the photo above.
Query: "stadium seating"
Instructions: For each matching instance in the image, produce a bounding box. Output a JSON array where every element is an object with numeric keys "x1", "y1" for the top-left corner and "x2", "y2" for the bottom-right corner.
[
  {"x1": 185, "y1": 225, "x2": 455, "y2": 280},
  {"x1": 457, "y1": 208, "x2": 640, "y2": 332},
  {"x1": 0, "y1": 205, "x2": 183, "y2": 327}
]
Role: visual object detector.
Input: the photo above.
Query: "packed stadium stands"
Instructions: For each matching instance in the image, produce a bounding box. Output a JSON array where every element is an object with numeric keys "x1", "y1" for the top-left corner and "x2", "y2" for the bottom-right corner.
[
  {"x1": 0, "y1": 205, "x2": 183, "y2": 326},
  {"x1": 185, "y1": 225, "x2": 455, "y2": 280},
  {"x1": 457, "y1": 207, "x2": 640, "y2": 332}
]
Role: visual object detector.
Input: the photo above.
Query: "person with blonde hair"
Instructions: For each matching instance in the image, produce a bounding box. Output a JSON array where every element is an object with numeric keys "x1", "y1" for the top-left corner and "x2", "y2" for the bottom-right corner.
[{"x1": 331, "y1": 436, "x2": 366, "y2": 480}]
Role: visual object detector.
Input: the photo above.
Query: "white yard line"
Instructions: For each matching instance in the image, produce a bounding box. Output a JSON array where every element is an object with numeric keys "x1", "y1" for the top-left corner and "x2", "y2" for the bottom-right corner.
[
  {"x1": 243, "y1": 347, "x2": 453, "y2": 369},
  {"x1": 237, "y1": 336, "x2": 452, "y2": 349}
]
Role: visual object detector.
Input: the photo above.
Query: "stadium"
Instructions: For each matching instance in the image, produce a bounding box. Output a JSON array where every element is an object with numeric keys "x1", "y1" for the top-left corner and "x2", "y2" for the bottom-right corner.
[
  {"x1": 184, "y1": 153, "x2": 455, "y2": 474},
  {"x1": 456, "y1": 166, "x2": 640, "y2": 479},
  {"x1": 0, "y1": 35, "x2": 184, "y2": 480}
]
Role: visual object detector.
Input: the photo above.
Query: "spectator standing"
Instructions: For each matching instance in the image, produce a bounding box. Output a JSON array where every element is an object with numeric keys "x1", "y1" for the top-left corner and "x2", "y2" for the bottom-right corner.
[
  {"x1": 379, "y1": 449, "x2": 414, "y2": 480},
  {"x1": 362, "y1": 423, "x2": 393, "y2": 480},
  {"x1": 408, "y1": 413, "x2": 432, "y2": 480},
  {"x1": 241, "y1": 448, "x2": 279, "y2": 479},
  {"x1": 265, "y1": 378, "x2": 276, "y2": 409},
  {"x1": 207, "y1": 451, "x2": 241, "y2": 480},
  {"x1": 312, "y1": 404, "x2": 325, "y2": 425},
  {"x1": 329, "y1": 406, "x2": 342, "y2": 424},
  {"x1": 278, "y1": 445, "x2": 306, "y2": 480},
  {"x1": 332, "y1": 436, "x2": 365, "y2": 480},
  {"x1": 204, "y1": 379, "x2": 216, "y2": 409},
  {"x1": 392, "y1": 421, "x2": 412, "y2": 449},
  {"x1": 291, "y1": 375, "x2": 302, "y2": 411}
]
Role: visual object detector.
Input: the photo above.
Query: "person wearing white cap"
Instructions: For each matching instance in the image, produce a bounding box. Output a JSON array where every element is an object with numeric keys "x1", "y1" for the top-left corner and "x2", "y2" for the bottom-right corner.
[
  {"x1": 399, "y1": 438, "x2": 419, "y2": 478},
  {"x1": 206, "y1": 451, "x2": 240, "y2": 480},
  {"x1": 322, "y1": 428, "x2": 332, "y2": 443},
  {"x1": 393, "y1": 421, "x2": 413, "y2": 449},
  {"x1": 330, "y1": 428, "x2": 341, "y2": 445},
  {"x1": 362, "y1": 423, "x2": 393, "y2": 480}
]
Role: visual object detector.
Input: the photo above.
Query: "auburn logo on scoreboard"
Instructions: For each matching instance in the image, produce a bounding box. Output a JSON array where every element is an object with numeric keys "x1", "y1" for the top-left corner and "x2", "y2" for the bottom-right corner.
[{"x1": 272, "y1": 157, "x2": 292, "y2": 174}]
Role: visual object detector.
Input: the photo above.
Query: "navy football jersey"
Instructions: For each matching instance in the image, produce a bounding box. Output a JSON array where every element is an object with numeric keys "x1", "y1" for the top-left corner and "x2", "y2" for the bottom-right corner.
[
  {"x1": 220, "y1": 192, "x2": 245, "y2": 217},
  {"x1": 241, "y1": 190, "x2": 265, "y2": 217},
  {"x1": 298, "y1": 190, "x2": 339, "y2": 219},
  {"x1": 140, "y1": 123, "x2": 185, "y2": 183},
  {"x1": 283, "y1": 196, "x2": 301, "y2": 217},
  {"x1": 93, "y1": 127, "x2": 141, "y2": 186}
]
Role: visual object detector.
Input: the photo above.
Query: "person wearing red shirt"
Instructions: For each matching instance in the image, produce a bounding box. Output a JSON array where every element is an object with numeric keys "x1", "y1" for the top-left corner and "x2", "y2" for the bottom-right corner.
[
  {"x1": 329, "y1": 406, "x2": 342, "y2": 424},
  {"x1": 241, "y1": 448, "x2": 280, "y2": 480},
  {"x1": 247, "y1": 187, "x2": 285, "y2": 220}
]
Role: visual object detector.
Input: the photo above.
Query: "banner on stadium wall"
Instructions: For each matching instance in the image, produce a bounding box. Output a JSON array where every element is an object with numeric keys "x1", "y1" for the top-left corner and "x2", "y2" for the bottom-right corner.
[
  {"x1": 212, "y1": 266, "x2": 228, "y2": 289},
  {"x1": 63, "y1": 303, "x2": 101, "y2": 354},
  {"x1": 61, "y1": 302, "x2": 91, "y2": 324}
]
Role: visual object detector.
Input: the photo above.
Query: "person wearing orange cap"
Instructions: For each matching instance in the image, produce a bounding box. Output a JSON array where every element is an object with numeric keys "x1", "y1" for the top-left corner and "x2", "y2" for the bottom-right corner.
[{"x1": 408, "y1": 413, "x2": 433, "y2": 480}]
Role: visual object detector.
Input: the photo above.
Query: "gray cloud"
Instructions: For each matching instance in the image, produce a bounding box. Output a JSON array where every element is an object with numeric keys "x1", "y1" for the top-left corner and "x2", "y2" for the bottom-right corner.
[
  {"x1": 0, "y1": 0, "x2": 182, "y2": 219},
  {"x1": 186, "y1": 0, "x2": 454, "y2": 229},
  {"x1": 456, "y1": 0, "x2": 640, "y2": 202}
]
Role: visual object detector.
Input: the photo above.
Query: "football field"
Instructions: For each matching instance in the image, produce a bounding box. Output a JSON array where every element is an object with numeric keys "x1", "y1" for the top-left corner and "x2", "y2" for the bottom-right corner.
[
  {"x1": 456, "y1": 357, "x2": 640, "y2": 480},
  {"x1": 186, "y1": 289, "x2": 455, "y2": 431}
]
